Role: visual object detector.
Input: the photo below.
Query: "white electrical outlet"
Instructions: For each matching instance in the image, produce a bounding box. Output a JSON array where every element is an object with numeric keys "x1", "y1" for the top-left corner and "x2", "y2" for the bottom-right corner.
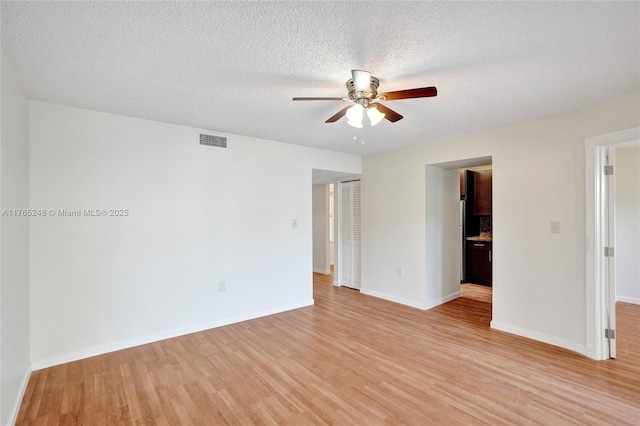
[
  {"x1": 397, "y1": 267, "x2": 403, "y2": 277},
  {"x1": 550, "y1": 221, "x2": 561, "y2": 234},
  {"x1": 292, "y1": 219, "x2": 298, "y2": 229},
  {"x1": 218, "y1": 280, "x2": 226, "y2": 292}
]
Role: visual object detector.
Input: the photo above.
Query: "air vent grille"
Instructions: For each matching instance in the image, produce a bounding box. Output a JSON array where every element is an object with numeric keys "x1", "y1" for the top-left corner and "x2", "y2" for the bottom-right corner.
[{"x1": 199, "y1": 133, "x2": 227, "y2": 148}]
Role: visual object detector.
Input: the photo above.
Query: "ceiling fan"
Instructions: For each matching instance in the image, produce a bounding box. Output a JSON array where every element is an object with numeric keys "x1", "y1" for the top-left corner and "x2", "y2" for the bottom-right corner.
[{"x1": 292, "y1": 69, "x2": 437, "y2": 128}]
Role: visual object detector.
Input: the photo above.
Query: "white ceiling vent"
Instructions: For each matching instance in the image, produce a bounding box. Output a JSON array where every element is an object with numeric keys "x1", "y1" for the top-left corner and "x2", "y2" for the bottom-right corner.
[{"x1": 199, "y1": 133, "x2": 227, "y2": 149}]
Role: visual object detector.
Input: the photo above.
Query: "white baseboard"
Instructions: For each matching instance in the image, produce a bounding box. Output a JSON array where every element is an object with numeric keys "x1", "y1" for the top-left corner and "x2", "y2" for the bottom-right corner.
[
  {"x1": 425, "y1": 291, "x2": 461, "y2": 310},
  {"x1": 360, "y1": 288, "x2": 426, "y2": 310},
  {"x1": 360, "y1": 288, "x2": 426, "y2": 309},
  {"x1": 616, "y1": 296, "x2": 640, "y2": 305},
  {"x1": 8, "y1": 365, "x2": 32, "y2": 426},
  {"x1": 490, "y1": 321, "x2": 587, "y2": 356},
  {"x1": 31, "y1": 300, "x2": 314, "y2": 371},
  {"x1": 360, "y1": 288, "x2": 462, "y2": 311},
  {"x1": 313, "y1": 268, "x2": 331, "y2": 275}
]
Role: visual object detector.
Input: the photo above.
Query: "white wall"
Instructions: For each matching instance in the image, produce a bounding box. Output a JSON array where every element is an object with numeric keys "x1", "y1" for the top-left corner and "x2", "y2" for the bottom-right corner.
[
  {"x1": 312, "y1": 184, "x2": 329, "y2": 274},
  {"x1": 615, "y1": 145, "x2": 640, "y2": 304},
  {"x1": 424, "y1": 166, "x2": 462, "y2": 308},
  {"x1": 1, "y1": 51, "x2": 31, "y2": 426},
  {"x1": 362, "y1": 92, "x2": 640, "y2": 354},
  {"x1": 29, "y1": 101, "x2": 360, "y2": 368}
]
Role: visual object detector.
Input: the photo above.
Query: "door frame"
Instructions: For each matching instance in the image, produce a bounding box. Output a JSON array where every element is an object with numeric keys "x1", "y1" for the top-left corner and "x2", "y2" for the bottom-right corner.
[
  {"x1": 424, "y1": 156, "x2": 492, "y2": 311},
  {"x1": 311, "y1": 169, "x2": 360, "y2": 287},
  {"x1": 585, "y1": 127, "x2": 639, "y2": 360}
]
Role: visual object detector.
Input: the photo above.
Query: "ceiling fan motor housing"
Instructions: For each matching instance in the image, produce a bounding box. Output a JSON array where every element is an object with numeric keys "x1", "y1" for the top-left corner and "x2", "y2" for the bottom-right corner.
[{"x1": 346, "y1": 76, "x2": 380, "y2": 104}]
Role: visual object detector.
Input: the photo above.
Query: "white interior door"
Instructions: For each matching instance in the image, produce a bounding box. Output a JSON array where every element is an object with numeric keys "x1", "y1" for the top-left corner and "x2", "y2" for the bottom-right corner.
[
  {"x1": 340, "y1": 182, "x2": 352, "y2": 287},
  {"x1": 352, "y1": 181, "x2": 361, "y2": 288},
  {"x1": 585, "y1": 128, "x2": 638, "y2": 361},
  {"x1": 604, "y1": 147, "x2": 617, "y2": 358},
  {"x1": 339, "y1": 180, "x2": 361, "y2": 289}
]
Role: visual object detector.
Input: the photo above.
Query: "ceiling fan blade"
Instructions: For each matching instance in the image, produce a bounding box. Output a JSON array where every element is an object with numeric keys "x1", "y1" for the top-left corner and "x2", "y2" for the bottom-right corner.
[
  {"x1": 380, "y1": 86, "x2": 437, "y2": 101},
  {"x1": 351, "y1": 69, "x2": 371, "y2": 93},
  {"x1": 371, "y1": 103, "x2": 403, "y2": 122},
  {"x1": 292, "y1": 97, "x2": 345, "y2": 101},
  {"x1": 325, "y1": 105, "x2": 352, "y2": 123}
]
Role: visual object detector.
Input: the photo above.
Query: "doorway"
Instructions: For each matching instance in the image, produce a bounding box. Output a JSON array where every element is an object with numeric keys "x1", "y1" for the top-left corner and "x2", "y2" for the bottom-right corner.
[
  {"x1": 459, "y1": 165, "x2": 493, "y2": 288},
  {"x1": 424, "y1": 155, "x2": 493, "y2": 315},
  {"x1": 311, "y1": 169, "x2": 361, "y2": 289},
  {"x1": 585, "y1": 127, "x2": 640, "y2": 360}
]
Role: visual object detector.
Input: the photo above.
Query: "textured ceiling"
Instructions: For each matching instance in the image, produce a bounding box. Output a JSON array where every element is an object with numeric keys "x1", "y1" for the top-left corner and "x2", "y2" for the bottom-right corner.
[{"x1": 2, "y1": 1, "x2": 639, "y2": 156}]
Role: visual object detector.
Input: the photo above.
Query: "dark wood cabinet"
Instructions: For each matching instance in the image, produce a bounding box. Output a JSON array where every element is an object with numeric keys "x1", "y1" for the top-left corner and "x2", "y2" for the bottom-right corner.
[
  {"x1": 461, "y1": 168, "x2": 492, "y2": 286},
  {"x1": 473, "y1": 170, "x2": 492, "y2": 215},
  {"x1": 465, "y1": 240, "x2": 492, "y2": 286},
  {"x1": 463, "y1": 171, "x2": 479, "y2": 237}
]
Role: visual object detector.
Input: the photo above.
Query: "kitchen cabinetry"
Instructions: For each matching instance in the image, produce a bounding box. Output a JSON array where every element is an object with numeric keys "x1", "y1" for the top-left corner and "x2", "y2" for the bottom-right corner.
[
  {"x1": 465, "y1": 240, "x2": 492, "y2": 286},
  {"x1": 463, "y1": 170, "x2": 478, "y2": 236},
  {"x1": 473, "y1": 170, "x2": 492, "y2": 215}
]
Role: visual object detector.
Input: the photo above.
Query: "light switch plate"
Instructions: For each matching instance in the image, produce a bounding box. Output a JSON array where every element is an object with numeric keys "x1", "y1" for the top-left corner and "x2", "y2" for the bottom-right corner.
[{"x1": 550, "y1": 221, "x2": 561, "y2": 234}]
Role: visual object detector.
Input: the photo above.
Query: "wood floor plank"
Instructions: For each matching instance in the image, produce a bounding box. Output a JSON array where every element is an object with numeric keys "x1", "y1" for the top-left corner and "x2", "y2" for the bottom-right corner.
[{"x1": 16, "y1": 275, "x2": 640, "y2": 425}]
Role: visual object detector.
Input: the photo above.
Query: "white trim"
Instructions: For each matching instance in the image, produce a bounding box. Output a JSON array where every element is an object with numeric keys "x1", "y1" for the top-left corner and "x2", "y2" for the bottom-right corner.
[
  {"x1": 585, "y1": 127, "x2": 640, "y2": 361},
  {"x1": 324, "y1": 184, "x2": 331, "y2": 276},
  {"x1": 31, "y1": 300, "x2": 314, "y2": 370},
  {"x1": 425, "y1": 291, "x2": 462, "y2": 310},
  {"x1": 336, "y1": 181, "x2": 343, "y2": 287},
  {"x1": 490, "y1": 321, "x2": 587, "y2": 356},
  {"x1": 360, "y1": 288, "x2": 427, "y2": 309},
  {"x1": 8, "y1": 366, "x2": 32, "y2": 426},
  {"x1": 313, "y1": 268, "x2": 331, "y2": 275},
  {"x1": 617, "y1": 296, "x2": 640, "y2": 305},
  {"x1": 360, "y1": 288, "x2": 461, "y2": 311}
]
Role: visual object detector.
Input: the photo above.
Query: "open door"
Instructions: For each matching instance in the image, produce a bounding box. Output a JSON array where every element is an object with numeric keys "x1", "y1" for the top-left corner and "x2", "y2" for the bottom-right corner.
[
  {"x1": 604, "y1": 147, "x2": 617, "y2": 358},
  {"x1": 586, "y1": 127, "x2": 638, "y2": 361},
  {"x1": 599, "y1": 146, "x2": 617, "y2": 358}
]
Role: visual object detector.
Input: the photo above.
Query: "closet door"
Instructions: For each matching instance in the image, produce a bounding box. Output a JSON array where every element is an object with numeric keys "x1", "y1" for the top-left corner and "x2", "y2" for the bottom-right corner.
[
  {"x1": 351, "y1": 181, "x2": 361, "y2": 289},
  {"x1": 339, "y1": 180, "x2": 361, "y2": 289}
]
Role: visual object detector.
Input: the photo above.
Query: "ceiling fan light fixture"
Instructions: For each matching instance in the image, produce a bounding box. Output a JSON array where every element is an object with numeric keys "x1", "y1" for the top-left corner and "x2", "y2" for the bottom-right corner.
[
  {"x1": 367, "y1": 106, "x2": 385, "y2": 126},
  {"x1": 293, "y1": 69, "x2": 436, "y2": 126},
  {"x1": 351, "y1": 70, "x2": 371, "y2": 94},
  {"x1": 346, "y1": 103, "x2": 364, "y2": 128}
]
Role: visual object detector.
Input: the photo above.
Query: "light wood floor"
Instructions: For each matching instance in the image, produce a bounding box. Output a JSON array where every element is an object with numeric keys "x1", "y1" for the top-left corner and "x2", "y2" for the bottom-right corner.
[
  {"x1": 17, "y1": 274, "x2": 640, "y2": 425},
  {"x1": 461, "y1": 283, "x2": 493, "y2": 305}
]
